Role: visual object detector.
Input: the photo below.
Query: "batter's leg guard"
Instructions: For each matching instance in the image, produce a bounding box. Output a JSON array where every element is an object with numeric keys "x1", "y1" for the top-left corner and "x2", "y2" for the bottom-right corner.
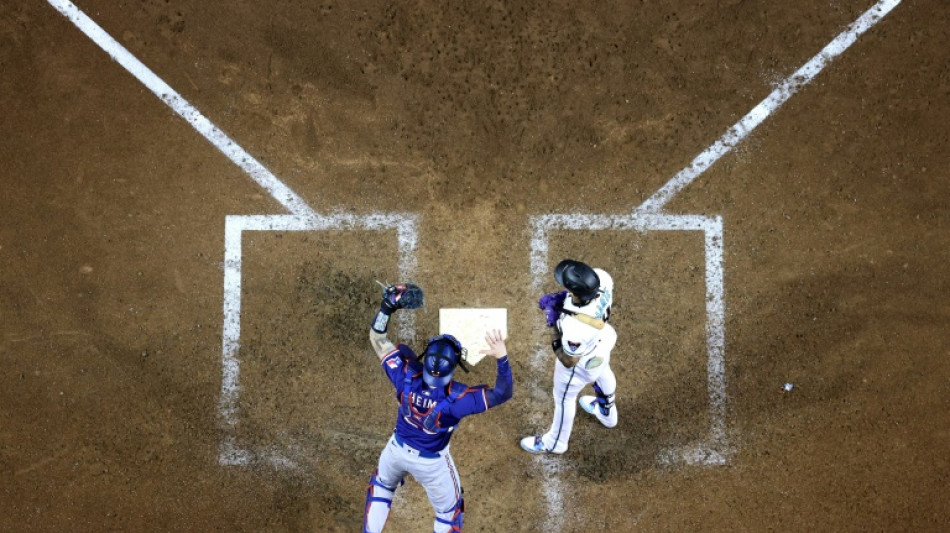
[
  {"x1": 363, "y1": 471, "x2": 400, "y2": 533},
  {"x1": 592, "y1": 383, "x2": 615, "y2": 418},
  {"x1": 433, "y1": 497, "x2": 464, "y2": 533}
]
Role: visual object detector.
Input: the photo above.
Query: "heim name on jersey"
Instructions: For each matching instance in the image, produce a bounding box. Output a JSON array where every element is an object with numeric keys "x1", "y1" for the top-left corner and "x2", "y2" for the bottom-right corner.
[{"x1": 406, "y1": 390, "x2": 439, "y2": 412}]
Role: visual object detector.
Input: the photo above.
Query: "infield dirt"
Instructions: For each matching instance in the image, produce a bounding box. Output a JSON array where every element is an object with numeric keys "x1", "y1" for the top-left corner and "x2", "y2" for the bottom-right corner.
[{"x1": 2, "y1": 1, "x2": 949, "y2": 531}]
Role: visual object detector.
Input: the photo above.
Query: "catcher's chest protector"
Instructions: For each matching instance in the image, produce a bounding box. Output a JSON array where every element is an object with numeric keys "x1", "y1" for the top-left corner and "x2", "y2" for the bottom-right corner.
[
  {"x1": 422, "y1": 383, "x2": 466, "y2": 433},
  {"x1": 399, "y1": 377, "x2": 465, "y2": 434}
]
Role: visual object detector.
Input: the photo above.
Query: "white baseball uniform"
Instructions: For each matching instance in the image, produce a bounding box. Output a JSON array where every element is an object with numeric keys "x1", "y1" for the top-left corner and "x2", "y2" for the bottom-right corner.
[
  {"x1": 524, "y1": 267, "x2": 619, "y2": 454},
  {"x1": 537, "y1": 321, "x2": 617, "y2": 453}
]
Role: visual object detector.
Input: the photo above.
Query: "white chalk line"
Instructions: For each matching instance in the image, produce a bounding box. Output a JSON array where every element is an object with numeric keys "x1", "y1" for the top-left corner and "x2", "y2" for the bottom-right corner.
[
  {"x1": 47, "y1": 0, "x2": 422, "y2": 468},
  {"x1": 639, "y1": 0, "x2": 903, "y2": 213},
  {"x1": 46, "y1": 0, "x2": 314, "y2": 218},
  {"x1": 528, "y1": 214, "x2": 726, "y2": 531},
  {"x1": 50, "y1": 0, "x2": 903, "y2": 522},
  {"x1": 219, "y1": 213, "x2": 420, "y2": 466},
  {"x1": 528, "y1": 0, "x2": 902, "y2": 527},
  {"x1": 529, "y1": 214, "x2": 726, "y2": 467}
]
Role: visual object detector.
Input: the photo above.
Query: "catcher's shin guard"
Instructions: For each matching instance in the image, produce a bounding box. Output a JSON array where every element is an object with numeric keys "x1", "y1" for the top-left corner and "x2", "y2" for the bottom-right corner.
[
  {"x1": 433, "y1": 497, "x2": 464, "y2": 533},
  {"x1": 363, "y1": 471, "x2": 398, "y2": 533}
]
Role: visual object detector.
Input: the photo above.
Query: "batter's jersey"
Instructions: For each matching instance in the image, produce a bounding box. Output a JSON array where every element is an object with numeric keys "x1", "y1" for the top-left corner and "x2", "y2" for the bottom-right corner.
[
  {"x1": 571, "y1": 321, "x2": 617, "y2": 370},
  {"x1": 381, "y1": 344, "x2": 513, "y2": 453}
]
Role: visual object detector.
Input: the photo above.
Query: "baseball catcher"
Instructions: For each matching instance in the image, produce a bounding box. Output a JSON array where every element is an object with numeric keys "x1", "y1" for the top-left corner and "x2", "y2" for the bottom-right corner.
[
  {"x1": 522, "y1": 259, "x2": 618, "y2": 455},
  {"x1": 363, "y1": 283, "x2": 514, "y2": 533}
]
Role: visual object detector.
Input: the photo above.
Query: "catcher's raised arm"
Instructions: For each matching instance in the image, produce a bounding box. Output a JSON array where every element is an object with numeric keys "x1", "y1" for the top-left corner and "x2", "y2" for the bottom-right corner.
[
  {"x1": 368, "y1": 282, "x2": 425, "y2": 360},
  {"x1": 361, "y1": 285, "x2": 512, "y2": 532}
]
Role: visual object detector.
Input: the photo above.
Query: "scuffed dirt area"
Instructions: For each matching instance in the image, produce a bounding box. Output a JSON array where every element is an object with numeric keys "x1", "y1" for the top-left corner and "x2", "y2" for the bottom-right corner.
[{"x1": 2, "y1": 0, "x2": 948, "y2": 531}]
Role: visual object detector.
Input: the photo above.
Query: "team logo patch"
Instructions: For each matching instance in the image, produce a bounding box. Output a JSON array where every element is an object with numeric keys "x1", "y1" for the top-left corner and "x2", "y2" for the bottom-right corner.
[
  {"x1": 386, "y1": 357, "x2": 400, "y2": 369},
  {"x1": 585, "y1": 356, "x2": 604, "y2": 370}
]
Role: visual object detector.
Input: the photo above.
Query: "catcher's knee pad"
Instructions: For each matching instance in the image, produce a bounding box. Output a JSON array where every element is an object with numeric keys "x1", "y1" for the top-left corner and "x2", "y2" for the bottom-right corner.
[
  {"x1": 433, "y1": 497, "x2": 464, "y2": 533},
  {"x1": 368, "y1": 470, "x2": 401, "y2": 493},
  {"x1": 363, "y1": 472, "x2": 401, "y2": 533}
]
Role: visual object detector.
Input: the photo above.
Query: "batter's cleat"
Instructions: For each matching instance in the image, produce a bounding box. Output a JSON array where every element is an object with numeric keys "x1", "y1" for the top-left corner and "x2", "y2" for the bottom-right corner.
[
  {"x1": 520, "y1": 435, "x2": 564, "y2": 455},
  {"x1": 579, "y1": 395, "x2": 617, "y2": 428}
]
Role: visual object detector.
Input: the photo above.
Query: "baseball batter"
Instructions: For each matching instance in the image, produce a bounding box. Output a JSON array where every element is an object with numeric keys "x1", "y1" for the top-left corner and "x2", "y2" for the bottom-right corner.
[
  {"x1": 363, "y1": 283, "x2": 513, "y2": 533},
  {"x1": 522, "y1": 259, "x2": 619, "y2": 454}
]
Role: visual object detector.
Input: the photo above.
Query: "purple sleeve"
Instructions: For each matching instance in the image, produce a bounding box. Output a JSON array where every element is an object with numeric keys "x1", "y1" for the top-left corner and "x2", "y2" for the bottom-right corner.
[
  {"x1": 539, "y1": 291, "x2": 567, "y2": 327},
  {"x1": 447, "y1": 387, "x2": 490, "y2": 418}
]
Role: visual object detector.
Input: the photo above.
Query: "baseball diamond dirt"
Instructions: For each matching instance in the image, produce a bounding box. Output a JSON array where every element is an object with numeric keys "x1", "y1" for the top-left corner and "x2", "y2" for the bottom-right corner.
[{"x1": 2, "y1": 0, "x2": 949, "y2": 531}]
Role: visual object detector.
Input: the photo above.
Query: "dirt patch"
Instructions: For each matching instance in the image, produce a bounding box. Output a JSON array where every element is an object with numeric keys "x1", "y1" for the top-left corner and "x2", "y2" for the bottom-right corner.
[{"x1": 2, "y1": 0, "x2": 948, "y2": 531}]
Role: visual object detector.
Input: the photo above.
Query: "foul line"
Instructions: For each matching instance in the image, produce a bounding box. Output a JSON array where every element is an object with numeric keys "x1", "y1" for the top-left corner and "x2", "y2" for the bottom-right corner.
[
  {"x1": 47, "y1": 0, "x2": 315, "y2": 217},
  {"x1": 528, "y1": 0, "x2": 901, "y2": 529},
  {"x1": 47, "y1": 0, "x2": 421, "y2": 468},
  {"x1": 640, "y1": 0, "x2": 902, "y2": 212}
]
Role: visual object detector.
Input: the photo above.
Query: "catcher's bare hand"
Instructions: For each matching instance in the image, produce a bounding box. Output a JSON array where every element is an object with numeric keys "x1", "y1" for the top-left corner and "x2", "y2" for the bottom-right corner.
[{"x1": 479, "y1": 329, "x2": 508, "y2": 360}]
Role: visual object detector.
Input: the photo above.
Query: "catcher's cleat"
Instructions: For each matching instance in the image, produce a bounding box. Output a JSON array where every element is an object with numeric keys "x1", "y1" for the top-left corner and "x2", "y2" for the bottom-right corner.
[
  {"x1": 520, "y1": 435, "x2": 564, "y2": 455},
  {"x1": 579, "y1": 396, "x2": 617, "y2": 428}
]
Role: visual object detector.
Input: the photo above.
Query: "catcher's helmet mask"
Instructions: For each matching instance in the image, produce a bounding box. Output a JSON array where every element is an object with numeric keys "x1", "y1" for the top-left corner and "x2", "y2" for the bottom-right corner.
[
  {"x1": 554, "y1": 259, "x2": 601, "y2": 303},
  {"x1": 420, "y1": 334, "x2": 469, "y2": 388}
]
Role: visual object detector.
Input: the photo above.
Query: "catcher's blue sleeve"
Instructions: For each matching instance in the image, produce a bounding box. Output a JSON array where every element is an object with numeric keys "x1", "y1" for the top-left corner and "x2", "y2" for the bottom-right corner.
[
  {"x1": 484, "y1": 355, "x2": 513, "y2": 407},
  {"x1": 445, "y1": 356, "x2": 513, "y2": 418},
  {"x1": 380, "y1": 345, "x2": 418, "y2": 389}
]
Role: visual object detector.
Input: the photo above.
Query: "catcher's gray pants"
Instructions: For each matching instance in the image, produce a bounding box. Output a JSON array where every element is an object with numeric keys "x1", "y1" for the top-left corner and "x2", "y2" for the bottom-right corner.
[{"x1": 366, "y1": 436, "x2": 463, "y2": 533}]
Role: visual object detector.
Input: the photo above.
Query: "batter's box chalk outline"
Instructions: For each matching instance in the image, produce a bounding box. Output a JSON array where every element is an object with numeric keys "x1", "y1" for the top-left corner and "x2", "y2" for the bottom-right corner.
[
  {"x1": 49, "y1": 1, "x2": 904, "y2": 526},
  {"x1": 218, "y1": 213, "x2": 420, "y2": 468},
  {"x1": 43, "y1": 0, "x2": 422, "y2": 469},
  {"x1": 530, "y1": 213, "x2": 727, "y2": 467},
  {"x1": 524, "y1": 1, "x2": 901, "y2": 529}
]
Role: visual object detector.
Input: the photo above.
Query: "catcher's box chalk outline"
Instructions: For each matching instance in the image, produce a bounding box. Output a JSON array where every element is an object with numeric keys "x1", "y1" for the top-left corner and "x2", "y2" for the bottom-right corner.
[
  {"x1": 47, "y1": 0, "x2": 421, "y2": 469},
  {"x1": 218, "y1": 214, "x2": 419, "y2": 467},
  {"x1": 526, "y1": 1, "x2": 901, "y2": 529},
  {"x1": 51, "y1": 0, "x2": 903, "y2": 528}
]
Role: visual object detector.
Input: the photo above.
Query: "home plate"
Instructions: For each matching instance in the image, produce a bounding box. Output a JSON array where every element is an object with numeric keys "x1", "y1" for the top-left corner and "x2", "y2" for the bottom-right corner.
[{"x1": 439, "y1": 308, "x2": 507, "y2": 366}]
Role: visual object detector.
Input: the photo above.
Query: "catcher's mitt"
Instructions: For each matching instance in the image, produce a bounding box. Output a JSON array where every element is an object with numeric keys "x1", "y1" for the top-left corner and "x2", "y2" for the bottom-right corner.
[{"x1": 379, "y1": 282, "x2": 425, "y2": 313}]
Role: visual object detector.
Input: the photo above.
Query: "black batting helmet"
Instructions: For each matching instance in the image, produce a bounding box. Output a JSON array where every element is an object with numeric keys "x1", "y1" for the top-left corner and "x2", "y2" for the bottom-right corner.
[{"x1": 554, "y1": 259, "x2": 600, "y2": 302}]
